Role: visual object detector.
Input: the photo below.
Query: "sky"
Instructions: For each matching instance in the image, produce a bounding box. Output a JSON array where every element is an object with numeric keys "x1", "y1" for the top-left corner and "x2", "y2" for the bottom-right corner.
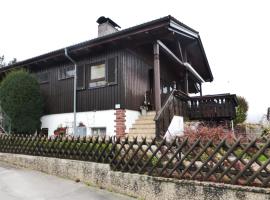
[{"x1": 1, "y1": 0, "x2": 269, "y2": 123}]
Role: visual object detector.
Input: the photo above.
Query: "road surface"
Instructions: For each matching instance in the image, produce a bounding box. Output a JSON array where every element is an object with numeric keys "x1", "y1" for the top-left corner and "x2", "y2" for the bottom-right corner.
[{"x1": 0, "y1": 161, "x2": 134, "y2": 200}]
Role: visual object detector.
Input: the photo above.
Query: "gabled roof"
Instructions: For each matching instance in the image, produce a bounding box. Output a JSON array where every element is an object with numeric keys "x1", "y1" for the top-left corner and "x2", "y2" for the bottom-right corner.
[{"x1": 0, "y1": 15, "x2": 213, "y2": 82}]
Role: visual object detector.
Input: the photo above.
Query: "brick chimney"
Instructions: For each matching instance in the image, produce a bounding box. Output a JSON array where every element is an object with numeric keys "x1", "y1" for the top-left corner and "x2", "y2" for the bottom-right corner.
[{"x1": 97, "y1": 16, "x2": 121, "y2": 37}]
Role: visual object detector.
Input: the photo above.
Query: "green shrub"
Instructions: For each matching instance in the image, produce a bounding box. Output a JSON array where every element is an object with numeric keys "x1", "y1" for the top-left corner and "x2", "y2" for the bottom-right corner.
[
  {"x1": 0, "y1": 70, "x2": 43, "y2": 134},
  {"x1": 234, "y1": 96, "x2": 249, "y2": 125}
]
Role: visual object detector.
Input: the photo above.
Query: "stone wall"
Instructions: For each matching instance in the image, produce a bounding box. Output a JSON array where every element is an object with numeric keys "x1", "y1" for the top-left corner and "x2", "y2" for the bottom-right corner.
[{"x1": 0, "y1": 153, "x2": 270, "y2": 200}]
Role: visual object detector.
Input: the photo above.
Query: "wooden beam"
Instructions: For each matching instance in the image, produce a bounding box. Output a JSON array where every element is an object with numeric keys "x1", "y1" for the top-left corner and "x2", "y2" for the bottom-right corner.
[
  {"x1": 168, "y1": 27, "x2": 195, "y2": 40},
  {"x1": 200, "y1": 83, "x2": 202, "y2": 97},
  {"x1": 185, "y1": 70, "x2": 189, "y2": 94},
  {"x1": 153, "y1": 42, "x2": 161, "y2": 112},
  {"x1": 169, "y1": 21, "x2": 198, "y2": 39},
  {"x1": 177, "y1": 41, "x2": 184, "y2": 62},
  {"x1": 157, "y1": 40, "x2": 204, "y2": 83}
]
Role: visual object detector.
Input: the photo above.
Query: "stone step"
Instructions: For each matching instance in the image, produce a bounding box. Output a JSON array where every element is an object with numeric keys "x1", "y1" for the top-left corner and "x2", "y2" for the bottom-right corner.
[
  {"x1": 132, "y1": 124, "x2": 155, "y2": 129},
  {"x1": 145, "y1": 111, "x2": 156, "y2": 116},
  {"x1": 137, "y1": 115, "x2": 155, "y2": 120},
  {"x1": 134, "y1": 120, "x2": 155, "y2": 125},
  {"x1": 129, "y1": 128, "x2": 155, "y2": 135},
  {"x1": 127, "y1": 111, "x2": 156, "y2": 139}
]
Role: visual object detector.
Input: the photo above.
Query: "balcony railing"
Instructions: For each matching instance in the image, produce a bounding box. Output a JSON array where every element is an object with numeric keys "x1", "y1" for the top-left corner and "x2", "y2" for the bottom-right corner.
[
  {"x1": 189, "y1": 94, "x2": 238, "y2": 120},
  {"x1": 155, "y1": 91, "x2": 238, "y2": 137}
]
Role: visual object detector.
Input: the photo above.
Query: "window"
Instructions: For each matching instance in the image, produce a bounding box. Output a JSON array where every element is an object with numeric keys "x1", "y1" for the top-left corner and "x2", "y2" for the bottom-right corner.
[
  {"x1": 91, "y1": 127, "x2": 106, "y2": 137},
  {"x1": 58, "y1": 65, "x2": 74, "y2": 80},
  {"x1": 107, "y1": 57, "x2": 117, "y2": 84},
  {"x1": 77, "y1": 65, "x2": 85, "y2": 90},
  {"x1": 36, "y1": 71, "x2": 49, "y2": 84},
  {"x1": 88, "y1": 57, "x2": 117, "y2": 88},
  {"x1": 89, "y1": 63, "x2": 106, "y2": 88}
]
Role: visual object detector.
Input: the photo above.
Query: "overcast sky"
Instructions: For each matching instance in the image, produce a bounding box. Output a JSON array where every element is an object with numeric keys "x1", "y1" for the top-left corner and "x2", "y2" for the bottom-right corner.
[{"x1": 1, "y1": 0, "x2": 269, "y2": 123}]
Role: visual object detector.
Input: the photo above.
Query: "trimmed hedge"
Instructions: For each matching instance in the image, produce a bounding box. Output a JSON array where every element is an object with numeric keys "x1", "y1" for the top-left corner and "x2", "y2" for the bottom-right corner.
[{"x1": 0, "y1": 70, "x2": 43, "y2": 134}]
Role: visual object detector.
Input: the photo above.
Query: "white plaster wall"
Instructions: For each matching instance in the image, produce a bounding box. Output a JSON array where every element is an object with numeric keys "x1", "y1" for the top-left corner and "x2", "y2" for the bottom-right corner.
[
  {"x1": 125, "y1": 110, "x2": 140, "y2": 133},
  {"x1": 41, "y1": 109, "x2": 140, "y2": 136},
  {"x1": 41, "y1": 110, "x2": 116, "y2": 136}
]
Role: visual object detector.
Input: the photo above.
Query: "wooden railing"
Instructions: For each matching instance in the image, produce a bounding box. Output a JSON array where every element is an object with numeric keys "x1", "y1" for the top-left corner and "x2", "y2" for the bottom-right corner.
[
  {"x1": 155, "y1": 91, "x2": 238, "y2": 138},
  {"x1": 189, "y1": 94, "x2": 238, "y2": 120},
  {"x1": 1, "y1": 134, "x2": 270, "y2": 188},
  {"x1": 154, "y1": 90, "x2": 189, "y2": 138}
]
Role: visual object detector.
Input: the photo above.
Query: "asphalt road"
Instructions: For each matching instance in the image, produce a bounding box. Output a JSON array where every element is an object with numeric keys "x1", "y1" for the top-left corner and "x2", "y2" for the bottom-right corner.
[{"x1": 0, "y1": 161, "x2": 135, "y2": 200}]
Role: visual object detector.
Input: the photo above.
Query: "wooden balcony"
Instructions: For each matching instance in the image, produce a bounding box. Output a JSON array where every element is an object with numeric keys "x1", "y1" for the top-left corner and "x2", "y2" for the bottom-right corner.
[
  {"x1": 155, "y1": 91, "x2": 238, "y2": 137},
  {"x1": 189, "y1": 94, "x2": 238, "y2": 120}
]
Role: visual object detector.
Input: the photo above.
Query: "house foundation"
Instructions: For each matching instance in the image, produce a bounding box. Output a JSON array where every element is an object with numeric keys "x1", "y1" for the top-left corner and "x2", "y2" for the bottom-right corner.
[{"x1": 40, "y1": 109, "x2": 140, "y2": 137}]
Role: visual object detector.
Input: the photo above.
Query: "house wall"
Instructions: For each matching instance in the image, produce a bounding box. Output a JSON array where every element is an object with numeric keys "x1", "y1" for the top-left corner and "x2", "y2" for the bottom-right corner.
[
  {"x1": 125, "y1": 110, "x2": 140, "y2": 133},
  {"x1": 34, "y1": 49, "x2": 149, "y2": 137},
  {"x1": 33, "y1": 49, "x2": 125, "y2": 115},
  {"x1": 160, "y1": 58, "x2": 185, "y2": 92},
  {"x1": 41, "y1": 110, "x2": 116, "y2": 136},
  {"x1": 122, "y1": 50, "x2": 152, "y2": 110},
  {"x1": 33, "y1": 48, "x2": 156, "y2": 115},
  {"x1": 40, "y1": 109, "x2": 140, "y2": 136}
]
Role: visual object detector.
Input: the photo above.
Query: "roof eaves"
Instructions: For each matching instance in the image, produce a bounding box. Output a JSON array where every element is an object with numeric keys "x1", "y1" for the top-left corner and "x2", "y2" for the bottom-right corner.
[{"x1": 1, "y1": 16, "x2": 172, "y2": 73}]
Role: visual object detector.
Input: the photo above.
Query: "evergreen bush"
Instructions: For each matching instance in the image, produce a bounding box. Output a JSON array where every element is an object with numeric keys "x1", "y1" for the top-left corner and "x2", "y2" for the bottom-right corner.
[{"x1": 0, "y1": 70, "x2": 43, "y2": 134}]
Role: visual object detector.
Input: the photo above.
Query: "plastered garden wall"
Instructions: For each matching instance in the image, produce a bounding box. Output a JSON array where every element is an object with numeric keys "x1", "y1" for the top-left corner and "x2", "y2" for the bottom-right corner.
[{"x1": 0, "y1": 153, "x2": 269, "y2": 200}]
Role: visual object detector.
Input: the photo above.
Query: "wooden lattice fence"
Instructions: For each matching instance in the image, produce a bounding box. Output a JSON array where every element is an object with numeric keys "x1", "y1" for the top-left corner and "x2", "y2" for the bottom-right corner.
[{"x1": 0, "y1": 134, "x2": 269, "y2": 188}]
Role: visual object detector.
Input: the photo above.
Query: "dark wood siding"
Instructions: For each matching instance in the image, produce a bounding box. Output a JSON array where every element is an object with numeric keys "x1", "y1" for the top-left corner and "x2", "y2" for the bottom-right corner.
[
  {"x1": 31, "y1": 49, "x2": 125, "y2": 115},
  {"x1": 29, "y1": 48, "x2": 195, "y2": 115},
  {"x1": 122, "y1": 50, "x2": 152, "y2": 110},
  {"x1": 76, "y1": 50, "x2": 123, "y2": 112}
]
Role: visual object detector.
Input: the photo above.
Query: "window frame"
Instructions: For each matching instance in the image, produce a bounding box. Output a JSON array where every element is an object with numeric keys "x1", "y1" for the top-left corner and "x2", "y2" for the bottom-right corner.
[
  {"x1": 58, "y1": 65, "x2": 75, "y2": 80},
  {"x1": 91, "y1": 127, "x2": 106, "y2": 137},
  {"x1": 36, "y1": 71, "x2": 49, "y2": 84},
  {"x1": 76, "y1": 64, "x2": 86, "y2": 90},
  {"x1": 88, "y1": 61, "x2": 106, "y2": 89},
  {"x1": 106, "y1": 57, "x2": 118, "y2": 86}
]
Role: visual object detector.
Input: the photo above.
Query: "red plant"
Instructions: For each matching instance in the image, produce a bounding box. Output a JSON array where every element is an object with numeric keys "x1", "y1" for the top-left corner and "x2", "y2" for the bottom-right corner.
[
  {"x1": 54, "y1": 127, "x2": 67, "y2": 136},
  {"x1": 183, "y1": 125, "x2": 236, "y2": 144}
]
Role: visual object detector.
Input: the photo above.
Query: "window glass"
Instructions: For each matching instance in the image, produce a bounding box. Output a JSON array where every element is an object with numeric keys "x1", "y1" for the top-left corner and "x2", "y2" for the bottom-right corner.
[
  {"x1": 58, "y1": 65, "x2": 74, "y2": 80},
  {"x1": 91, "y1": 127, "x2": 106, "y2": 137},
  {"x1": 89, "y1": 63, "x2": 106, "y2": 88},
  {"x1": 91, "y1": 64, "x2": 105, "y2": 80},
  {"x1": 107, "y1": 57, "x2": 117, "y2": 84},
  {"x1": 77, "y1": 65, "x2": 85, "y2": 90},
  {"x1": 36, "y1": 71, "x2": 49, "y2": 83}
]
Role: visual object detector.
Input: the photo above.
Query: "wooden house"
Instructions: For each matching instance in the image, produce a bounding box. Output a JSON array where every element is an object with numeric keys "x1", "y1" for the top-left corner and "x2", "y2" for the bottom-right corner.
[{"x1": 0, "y1": 16, "x2": 237, "y2": 137}]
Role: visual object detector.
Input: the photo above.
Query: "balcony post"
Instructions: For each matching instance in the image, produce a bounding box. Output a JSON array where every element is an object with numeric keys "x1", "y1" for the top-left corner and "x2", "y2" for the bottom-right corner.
[
  {"x1": 200, "y1": 82, "x2": 202, "y2": 96},
  {"x1": 153, "y1": 42, "x2": 161, "y2": 112},
  {"x1": 185, "y1": 70, "x2": 189, "y2": 94}
]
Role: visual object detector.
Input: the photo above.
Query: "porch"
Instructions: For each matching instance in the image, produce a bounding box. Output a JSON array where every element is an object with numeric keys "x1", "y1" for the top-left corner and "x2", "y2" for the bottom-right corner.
[
  {"x1": 146, "y1": 37, "x2": 238, "y2": 138},
  {"x1": 154, "y1": 90, "x2": 238, "y2": 137}
]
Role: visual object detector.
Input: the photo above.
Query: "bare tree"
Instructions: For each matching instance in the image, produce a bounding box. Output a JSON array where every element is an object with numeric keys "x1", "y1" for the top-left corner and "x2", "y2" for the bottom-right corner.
[
  {"x1": 8, "y1": 58, "x2": 17, "y2": 65},
  {"x1": 0, "y1": 55, "x2": 5, "y2": 68},
  {"x1": 0, "y1": 55, "x2": 17, "y2": 68}
]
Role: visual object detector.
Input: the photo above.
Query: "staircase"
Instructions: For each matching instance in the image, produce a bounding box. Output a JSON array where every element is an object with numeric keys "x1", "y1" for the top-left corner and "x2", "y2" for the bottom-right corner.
[{"x1": 128, "y1": 111, "x2": 156, "y2": 139}]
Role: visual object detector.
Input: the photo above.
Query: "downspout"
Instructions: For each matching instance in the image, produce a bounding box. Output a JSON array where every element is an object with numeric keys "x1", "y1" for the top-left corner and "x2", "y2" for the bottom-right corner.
[{"x1": 64, "y1": 48, "x2": 77, "y2": 135}]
